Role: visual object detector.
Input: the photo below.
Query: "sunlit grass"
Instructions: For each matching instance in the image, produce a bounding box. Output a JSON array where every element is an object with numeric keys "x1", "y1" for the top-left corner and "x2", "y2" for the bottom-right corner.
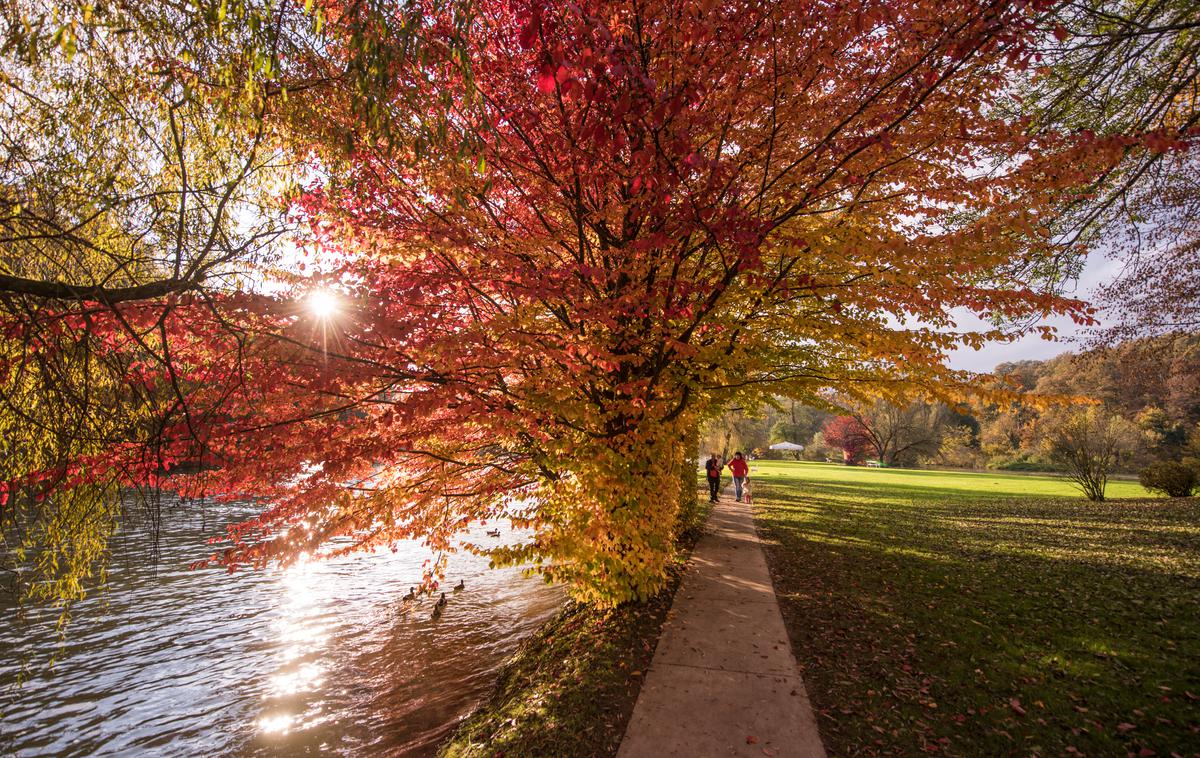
[{"x1": 754, "y1": 461, "x2": 1200, "y2": 756}]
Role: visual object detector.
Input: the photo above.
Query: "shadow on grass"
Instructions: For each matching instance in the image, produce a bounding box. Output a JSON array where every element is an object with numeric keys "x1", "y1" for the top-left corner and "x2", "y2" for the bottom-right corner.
[
  {"x1": 764, "y1": 482, "x2": 1200, "y2": 578},
  {"x1": 756, "y1": 475, "x2": 1200, "y2": 757}
]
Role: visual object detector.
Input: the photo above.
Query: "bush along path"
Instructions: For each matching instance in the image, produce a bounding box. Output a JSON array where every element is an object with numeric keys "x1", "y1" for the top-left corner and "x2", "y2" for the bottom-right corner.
[{"x1": 618, "y1": 492, "x2": 826, "y2": 757}]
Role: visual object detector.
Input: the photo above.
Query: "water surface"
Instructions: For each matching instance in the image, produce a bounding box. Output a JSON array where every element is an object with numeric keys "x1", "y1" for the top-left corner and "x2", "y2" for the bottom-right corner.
[{"x1": 0, "y1": 499, "x2": 562, "y2": 756}]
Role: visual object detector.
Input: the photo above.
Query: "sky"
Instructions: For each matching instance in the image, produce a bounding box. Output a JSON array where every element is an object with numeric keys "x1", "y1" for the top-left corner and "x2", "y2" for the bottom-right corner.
[{"x1": 945, "y1": 253, "x2": 1125, "y2": 374}]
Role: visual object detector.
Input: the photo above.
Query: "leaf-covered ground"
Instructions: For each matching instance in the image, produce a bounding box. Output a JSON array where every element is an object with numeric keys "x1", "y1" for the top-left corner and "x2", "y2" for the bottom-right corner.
[
  {"x1": 753, "y1": 461, "x2": 1200, "y2": 757},
  {"x1": 438, "y1": 493, "x2": 712, "y2": 757}
]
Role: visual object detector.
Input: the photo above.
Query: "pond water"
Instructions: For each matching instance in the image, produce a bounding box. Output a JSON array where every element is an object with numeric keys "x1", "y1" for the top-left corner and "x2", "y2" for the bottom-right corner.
[{"x1": 0, "y1": 499, "x2": 563, "y2": 756}]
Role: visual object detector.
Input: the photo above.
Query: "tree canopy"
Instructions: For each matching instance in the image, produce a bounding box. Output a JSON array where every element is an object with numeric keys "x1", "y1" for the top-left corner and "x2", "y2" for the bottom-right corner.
[{"x1": 2, "y1": 0, "x2": 1197, "y2": 608}]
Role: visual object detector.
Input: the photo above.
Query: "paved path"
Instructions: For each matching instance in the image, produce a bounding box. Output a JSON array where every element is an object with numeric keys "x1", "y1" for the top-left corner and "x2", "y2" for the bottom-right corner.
[{"x1": 618, "y1": 493, "x2": 826, "y2": 758}]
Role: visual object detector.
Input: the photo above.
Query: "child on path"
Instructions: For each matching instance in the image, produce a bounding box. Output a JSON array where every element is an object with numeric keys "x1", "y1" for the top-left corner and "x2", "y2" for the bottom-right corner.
[
  {"x1": 728, "y1": 452, "x2": 750, "y2": 503},
  {"x1": 705, "y1": 453, "x2": 722, "y2": 502}
]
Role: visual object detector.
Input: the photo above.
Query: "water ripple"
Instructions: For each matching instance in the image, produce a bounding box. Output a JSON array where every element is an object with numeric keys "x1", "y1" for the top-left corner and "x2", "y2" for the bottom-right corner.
[{"x1": 1, "y1": 499, "x2": 562, "y2": 757}]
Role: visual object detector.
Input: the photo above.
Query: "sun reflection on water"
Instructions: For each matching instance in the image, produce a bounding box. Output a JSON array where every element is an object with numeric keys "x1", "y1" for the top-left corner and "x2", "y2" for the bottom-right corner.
[
  {"x1": 0, "y1": 499, "x2": 566, "y2": 758},
  {"x1": 269, "y1": 662, "x2": 324, "y2": 696},
  {"x1": 258, "y1": 713, "x2": 296, "y2": 734},
  {"x1": 258, "y1": 558, "x2": 336, "y2": 735},
  {"x1": 245, "y1": 523, "x2": 564, "y2": 752}
]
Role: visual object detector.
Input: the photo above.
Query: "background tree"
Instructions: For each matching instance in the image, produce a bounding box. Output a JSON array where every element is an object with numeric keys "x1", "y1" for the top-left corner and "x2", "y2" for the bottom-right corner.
[
  {"x1": 770, "y1": 402, "x2": 829, "y2": 449},
  {"x1": 803, "y1": 432, "x2": 831, "y2": 462},
  {"x1": 935, "y1": 425, "x2": 985, "y2": 469},
  {"x1": 1135, "y1": 406, "x2": 1189, "y2": 462},
  {"x1": 700, "y1": 409, "x2": 769, "y2": 461},
  {"x1": 848, "y1": 401, "x2": 954, "y2": 467},
  {"x1": 1042, "y1": 407, "x2": 1139, "y2": 501},
  {"x1": 822, "y1": 416, "x2": 871, "y2": 466}
]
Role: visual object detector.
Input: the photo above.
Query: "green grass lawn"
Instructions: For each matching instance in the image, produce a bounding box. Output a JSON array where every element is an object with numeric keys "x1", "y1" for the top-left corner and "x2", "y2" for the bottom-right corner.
[{"x1": 752, "y1": 461, "x2": 1200, "y2": 757}]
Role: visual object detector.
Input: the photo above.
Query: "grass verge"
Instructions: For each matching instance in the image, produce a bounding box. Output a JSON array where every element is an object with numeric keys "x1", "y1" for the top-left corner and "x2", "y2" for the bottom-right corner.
[
  {"x1": 438, "y1": 491, "x2": 712, "y2": 757},
  {"x1": 753, "y1": 461, "x2": 1200, "y2": 756}
]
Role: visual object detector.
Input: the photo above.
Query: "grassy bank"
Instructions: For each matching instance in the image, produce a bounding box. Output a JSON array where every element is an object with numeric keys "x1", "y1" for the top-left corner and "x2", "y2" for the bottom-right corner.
[
  {"x1": 753, "y1": 461, "x2": 1200, "y2": 756},
  {"x1": 439, "y1": 493, "x2": 711, "y2": 757}
]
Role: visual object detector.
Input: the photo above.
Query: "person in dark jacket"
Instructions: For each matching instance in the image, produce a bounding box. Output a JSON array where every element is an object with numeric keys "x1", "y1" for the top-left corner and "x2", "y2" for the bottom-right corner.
[{"x1": 705, "y1": 453, "x2": 722, "y2": 502}]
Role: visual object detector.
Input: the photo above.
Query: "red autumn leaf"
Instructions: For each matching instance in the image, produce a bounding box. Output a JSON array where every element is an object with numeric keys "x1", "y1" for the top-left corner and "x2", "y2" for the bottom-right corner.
[
  {"x1": 519, "y1": 22, "x2": 538, "y2": 49},
  {"x1": 536, "y1": 63, "x2": 557, "y2": 94}
]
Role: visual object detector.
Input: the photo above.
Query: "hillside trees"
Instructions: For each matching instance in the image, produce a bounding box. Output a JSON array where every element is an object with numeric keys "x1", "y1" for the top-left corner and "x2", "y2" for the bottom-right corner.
[{"x1": 4, "y1": 0, "x2": 1194, "y2": 606}]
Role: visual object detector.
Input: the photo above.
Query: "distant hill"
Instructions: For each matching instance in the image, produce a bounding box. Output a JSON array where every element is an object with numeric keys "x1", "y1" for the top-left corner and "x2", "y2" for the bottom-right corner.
[{"x1": 995, "y1": 332, "x2": 1200, "y2": 424}]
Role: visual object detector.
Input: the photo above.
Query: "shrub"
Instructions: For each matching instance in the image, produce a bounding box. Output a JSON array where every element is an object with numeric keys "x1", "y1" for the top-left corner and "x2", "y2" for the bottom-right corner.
[
  {"x1": 1139, "y1": 461, "x2": 1198, "y2": 498},
  {"x1": 991, "y1": 459, "x2": 1062, "y2": 473},
  {"x1": 1042, "y1": 408, "x2": 1139, "y2": 502}
]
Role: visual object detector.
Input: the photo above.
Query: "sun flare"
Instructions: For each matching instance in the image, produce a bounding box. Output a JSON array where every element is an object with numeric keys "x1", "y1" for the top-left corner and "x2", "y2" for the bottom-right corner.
[{"x1": 307, "y1": 290, "x2": 339, "y2": 319}]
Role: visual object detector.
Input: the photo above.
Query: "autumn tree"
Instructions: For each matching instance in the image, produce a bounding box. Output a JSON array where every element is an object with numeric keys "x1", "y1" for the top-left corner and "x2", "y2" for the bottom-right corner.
[
  {"x1": 5, "y1": 0, "x2": 1196, "y2": 607},
  {"x1": 1042, "y1": 407, "x2": 1139, "y2": 500},
  {"x1": 1026, "y1": 0, "x2": 1200, "y2": 339},
  {"x1": 822, "y1": 416, "x2": 872, "y2": 465},
  {"x1": 847, "y1": 401, "x2": 957, "y2": 467}
]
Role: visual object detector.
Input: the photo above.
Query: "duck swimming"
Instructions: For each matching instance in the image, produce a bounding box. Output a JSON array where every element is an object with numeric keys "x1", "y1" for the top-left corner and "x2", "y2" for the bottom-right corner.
[
  {"x1": 453, "y1": 580, "x2": 465, "y2": 592},
  {"x1": 486, "y1": 529, "x2": 501, "y2": 537}
]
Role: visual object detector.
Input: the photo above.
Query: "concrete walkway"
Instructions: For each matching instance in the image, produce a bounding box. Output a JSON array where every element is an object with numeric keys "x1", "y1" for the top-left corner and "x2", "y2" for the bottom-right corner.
[{"x1": 618, "y1": 493, "x2": 826, "y2": 757}]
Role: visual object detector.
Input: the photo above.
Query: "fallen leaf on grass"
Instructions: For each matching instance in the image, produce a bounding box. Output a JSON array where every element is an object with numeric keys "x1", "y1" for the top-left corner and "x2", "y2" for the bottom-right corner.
[
  {"x1": 1117, "y1": 722, "x2": 1137, "y2": 734},
  {"x1": 1009, "y1": 698, "x2": 1026, "y2": 716}
]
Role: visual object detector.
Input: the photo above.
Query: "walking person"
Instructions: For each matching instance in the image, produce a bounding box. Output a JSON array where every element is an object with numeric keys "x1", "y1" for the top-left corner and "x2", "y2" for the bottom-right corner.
[
  {"x1": 728, "y1": 451, "x2": 750, "y2": 503},
  {"x1": 705, "y1": 453, "x2": 722, "y2": 502}
]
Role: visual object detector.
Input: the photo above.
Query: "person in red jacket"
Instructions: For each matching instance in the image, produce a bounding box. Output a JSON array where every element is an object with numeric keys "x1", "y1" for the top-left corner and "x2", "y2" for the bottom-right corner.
[{"x1": 728, "y1": 452, "x2": 750, "y2": 502}]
